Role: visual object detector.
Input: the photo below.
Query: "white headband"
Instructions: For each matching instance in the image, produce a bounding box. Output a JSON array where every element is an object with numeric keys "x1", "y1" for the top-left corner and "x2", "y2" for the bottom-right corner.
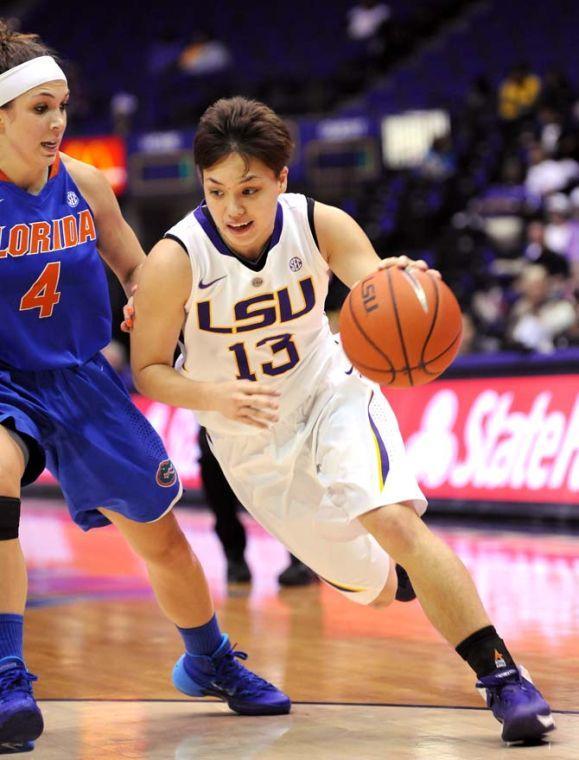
[{"x1": 0, "y1": 56, "x2": 67, "y2": 107}]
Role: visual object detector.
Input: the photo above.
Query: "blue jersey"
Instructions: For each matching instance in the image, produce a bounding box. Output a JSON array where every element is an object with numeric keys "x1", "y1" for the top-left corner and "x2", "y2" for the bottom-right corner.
[{"x1": 0, "y1": 155, "x2": 111, "y2": 370}]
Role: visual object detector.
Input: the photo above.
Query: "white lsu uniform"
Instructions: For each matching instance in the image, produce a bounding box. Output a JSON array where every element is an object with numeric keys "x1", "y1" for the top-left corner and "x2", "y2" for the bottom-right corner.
[{"x1": 168, "y1": 193, "x2": 426, "y2": 604}]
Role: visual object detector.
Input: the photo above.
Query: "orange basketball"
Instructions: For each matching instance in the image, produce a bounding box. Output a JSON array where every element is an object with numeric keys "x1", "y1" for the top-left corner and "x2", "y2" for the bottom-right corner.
[{"x1": 339, "y1": 267, "x2": 462, "y2": 387}]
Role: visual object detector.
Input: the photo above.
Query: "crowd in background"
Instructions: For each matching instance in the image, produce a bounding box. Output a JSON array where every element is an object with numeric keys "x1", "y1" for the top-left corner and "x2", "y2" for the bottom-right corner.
[
  {"x1": 8, "y1": 0, "x2": 571, "y2": 362},
  {"x1": 447, "y1": 64, "x2": 578, "y2": 355}
]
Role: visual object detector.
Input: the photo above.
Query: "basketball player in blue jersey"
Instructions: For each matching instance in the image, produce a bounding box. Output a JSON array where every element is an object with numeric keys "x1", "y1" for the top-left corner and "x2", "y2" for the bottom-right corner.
[
  {"x1": 0, "y1": 23, "x2": 289, "y2": 752},
  {"x1": 131, "y1": 96, "x2": 555, "y2": 745}
]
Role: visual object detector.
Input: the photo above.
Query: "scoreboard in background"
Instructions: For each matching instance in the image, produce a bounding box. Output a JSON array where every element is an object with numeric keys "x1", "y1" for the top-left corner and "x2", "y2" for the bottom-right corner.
[
  {"x1": 381, "y1": 109, "x2": 451, "y2": 168},
  {"x1": 299, "y1": 116, "x2": 382, "y2": 186},
  {"x1": 63, "y1": 109, "x2": 452, "y2": 199},
  {"x1": 126, "y1": 129, "x2": 198, "y2": 196}
]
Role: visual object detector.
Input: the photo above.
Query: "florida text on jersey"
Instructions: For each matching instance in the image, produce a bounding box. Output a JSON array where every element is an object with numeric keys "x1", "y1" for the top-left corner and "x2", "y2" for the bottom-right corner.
[{"x1": 0, "y1": 155, "x2": 111, "y2": 370}]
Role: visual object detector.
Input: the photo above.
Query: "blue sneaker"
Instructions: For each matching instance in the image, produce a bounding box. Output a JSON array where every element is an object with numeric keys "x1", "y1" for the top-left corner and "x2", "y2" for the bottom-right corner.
[
  {"x1": 477, "y1": 665, "x2": 555, "y2": 743},
  {"x1": 173, "y1": 635, "x2": 291, "y2": 716},
  {"x1": 0, "y1": 657, "x2": 43, "y2": 751}
]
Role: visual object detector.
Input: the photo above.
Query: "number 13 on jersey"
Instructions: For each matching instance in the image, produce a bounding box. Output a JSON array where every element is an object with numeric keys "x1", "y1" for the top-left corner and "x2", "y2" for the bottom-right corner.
[
  {"x1": 229, "y1": 333, "x2": 300, "y2": 381},
  {"x1": 20, "y1": 262, "x2": 62, "y2": 318}
]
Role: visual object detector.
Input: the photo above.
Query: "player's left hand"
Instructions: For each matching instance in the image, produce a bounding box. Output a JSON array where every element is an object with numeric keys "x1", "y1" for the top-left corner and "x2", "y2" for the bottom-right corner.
[
  {"x1": 120, "y1": 284, "x2": 138, "y2": 333},
  {"x1": 378, "y1": 254, "x2": 441, "y2": 279}
]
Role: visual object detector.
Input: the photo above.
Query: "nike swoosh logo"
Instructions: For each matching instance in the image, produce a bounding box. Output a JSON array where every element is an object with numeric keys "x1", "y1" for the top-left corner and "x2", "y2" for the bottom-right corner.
[
  {"x1": 198, "y1": 275, "x2": 227, "y2": 289},
  {"x1": 537, "y1": 715, "x2": 555, "y2": 728}
]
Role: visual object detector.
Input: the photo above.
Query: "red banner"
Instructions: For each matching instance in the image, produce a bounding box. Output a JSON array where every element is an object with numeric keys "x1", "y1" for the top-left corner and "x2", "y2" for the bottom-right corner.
[
  {"x1": 37, "y1": 374, "x2": 578, "y2": 505},
  {"x1": 385, "y1": 375, "x2": 579, "y2": 504}
]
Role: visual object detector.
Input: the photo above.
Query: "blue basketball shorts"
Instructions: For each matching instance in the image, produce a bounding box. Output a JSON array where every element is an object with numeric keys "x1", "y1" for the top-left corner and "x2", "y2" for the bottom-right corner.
[{"x1": 0, "y1": 352, "x2": 182, "y2": 531}]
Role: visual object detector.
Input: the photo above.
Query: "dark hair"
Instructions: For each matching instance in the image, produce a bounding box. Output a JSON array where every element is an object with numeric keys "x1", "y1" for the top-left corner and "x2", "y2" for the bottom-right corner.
[
  {"x1": 0, "y1": 18, "x2": 57, "y2": 90},
  {"x1": 194, "y1": 96, "x2": 293, "y2": 177}
]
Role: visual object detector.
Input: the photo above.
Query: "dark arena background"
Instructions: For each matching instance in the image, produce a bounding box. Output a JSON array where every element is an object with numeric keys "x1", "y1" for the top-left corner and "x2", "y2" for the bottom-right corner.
[{"x1": 3, "y1": 0, "x2": 578, "y2": 757}]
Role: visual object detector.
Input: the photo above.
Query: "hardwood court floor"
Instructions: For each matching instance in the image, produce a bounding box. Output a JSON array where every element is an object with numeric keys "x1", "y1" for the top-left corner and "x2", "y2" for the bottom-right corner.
[{"x1": 17, "y1": 499, "x2": 579, "y2": 758}]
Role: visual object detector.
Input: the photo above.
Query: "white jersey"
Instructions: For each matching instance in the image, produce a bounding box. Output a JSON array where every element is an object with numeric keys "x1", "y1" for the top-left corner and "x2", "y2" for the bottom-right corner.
[
  {"x1": 167, "y1": 193, "x2": 344, "y2": 435},
  {"x1": 167, "y1": 193, "x2": 426, "y2": 603}
]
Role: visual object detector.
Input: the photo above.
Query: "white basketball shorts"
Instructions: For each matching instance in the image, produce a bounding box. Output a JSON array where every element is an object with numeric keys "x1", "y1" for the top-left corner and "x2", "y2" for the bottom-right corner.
[{"x1": 207, "y1": 365, "x2": 427, "y2": 605}]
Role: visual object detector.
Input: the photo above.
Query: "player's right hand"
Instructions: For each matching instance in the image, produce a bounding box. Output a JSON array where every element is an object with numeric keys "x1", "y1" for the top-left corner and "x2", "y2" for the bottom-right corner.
[
  {"x1": 212, "y1": 381, "x2": 281, "y2": 429},
  {"x1": 120, "y1": 284, "x2": 138, "y2": 333}
]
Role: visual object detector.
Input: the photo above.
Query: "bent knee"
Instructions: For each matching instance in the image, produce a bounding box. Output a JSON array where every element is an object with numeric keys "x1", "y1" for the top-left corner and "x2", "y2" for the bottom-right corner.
[{"x1": 361, "y1": 503, "x2": 423, "y2": 558}]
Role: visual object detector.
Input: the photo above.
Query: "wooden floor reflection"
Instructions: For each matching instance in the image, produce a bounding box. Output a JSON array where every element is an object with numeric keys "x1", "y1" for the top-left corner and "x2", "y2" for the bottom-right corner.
[
  {"x1": 35, "y1": 702, "x2": 578, "y2": 759},
  {"x1": 17, "y1": 500, "x2": 579, "y2": 758}
]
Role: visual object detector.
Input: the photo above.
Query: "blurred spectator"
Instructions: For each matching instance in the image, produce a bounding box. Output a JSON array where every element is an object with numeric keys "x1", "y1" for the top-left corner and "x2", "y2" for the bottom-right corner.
[
  {"x1": 458, "y1": 311, "x2": 498, "y2": 355},
  {"x1": 498, "y1": 64, "x2": 541, "y2": 122},
  {"x1": 347, "y1": 1, "x2": 391, "y2": 43},
  {"x1": 524, "y1": 220, "x2": 570, "y2": 278},
  {"x1": 470, "y1": 284, "x2": 508, "y2": 351},
  {"x1": 177, "y1": 31, "x2": 232, "y2": 76},
  {"x1": 535, "y1": 106, "x2": 565, "y2": 157},
  {"x1": 524, "y1": 142, "x2": 579, "y2": 199},
  {"x1": 110, "y1": 91, "x2": 138, "y2": 136},
  {"x1": 543, "y1": 192, "x2": 573, "y2": 256},
  {"x1": 507, "y1": 264, "x2": 576, "y2": 353},
  {"x1": 418, "y1": 134, "x2": 456, "y2": 181},
  {"x1": 567, "y1": 187, "x2": 579, "y2": 286},
  {"x1": 537, "y1": 69, "x2": 575, "y2": 114},
  {"x1": 556, "y1": 299, "x2": 579, "y2": 347},
  {"x1": 464, "y1": 75, "x2": 494, "y2": 124},
  {"x1": 346, "y1": 0, "x2": 392, "y2": 72}
]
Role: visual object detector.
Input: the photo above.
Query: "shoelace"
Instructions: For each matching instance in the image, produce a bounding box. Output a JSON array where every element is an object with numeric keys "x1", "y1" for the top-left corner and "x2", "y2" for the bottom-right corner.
[
  {"x1": 212, "y1": 646, "x2": 274, "y2": 698},
  {"x1": 0, "y1": 668, "x2": 37, "y2": 700},
  {"x1": 483, "y1": 676, "x2": 534, "y2": 709}
]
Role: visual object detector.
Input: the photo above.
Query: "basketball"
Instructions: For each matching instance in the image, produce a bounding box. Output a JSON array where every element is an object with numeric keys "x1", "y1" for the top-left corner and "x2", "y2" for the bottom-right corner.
[{"x1": 339, "y1": 267, "x2": 463, "y2": 387}]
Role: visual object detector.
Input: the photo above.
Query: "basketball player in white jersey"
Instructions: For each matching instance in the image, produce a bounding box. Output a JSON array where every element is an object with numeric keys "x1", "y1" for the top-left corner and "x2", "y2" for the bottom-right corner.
[{"x1": 130, "y1": 97, "x2": 554, "y2": 743}]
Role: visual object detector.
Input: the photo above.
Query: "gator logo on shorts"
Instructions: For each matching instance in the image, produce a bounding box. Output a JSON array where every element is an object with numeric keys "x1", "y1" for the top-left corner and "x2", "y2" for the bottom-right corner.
[{"x1": 156, "y1": 459, "x2": 177, "y2": 487}]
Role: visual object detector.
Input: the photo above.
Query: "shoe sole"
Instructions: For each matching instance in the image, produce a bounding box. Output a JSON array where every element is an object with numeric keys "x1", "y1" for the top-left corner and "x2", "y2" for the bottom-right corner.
[
  {"x1": 502, "y1": 713, "x2": 556, "y2": 743},
  {"x1": 172, "y1": 657, "x2": 291, "y2": 716},
  {"x1": 0, "y1": 708, "x2": 44, "y2": 744}
]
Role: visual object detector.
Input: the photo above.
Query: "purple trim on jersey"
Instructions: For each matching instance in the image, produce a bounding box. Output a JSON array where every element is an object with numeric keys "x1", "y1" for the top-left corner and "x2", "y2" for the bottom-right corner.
[
  {"x1": 193, "y1": 201, "x2": 284, "y2": 269},
  {"x1": 367, "y1": 392, "x2": 389, "y2": 487}
]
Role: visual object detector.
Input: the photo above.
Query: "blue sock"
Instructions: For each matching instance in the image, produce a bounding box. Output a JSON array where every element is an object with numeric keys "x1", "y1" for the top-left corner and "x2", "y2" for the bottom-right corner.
[
  {"x1": 178, "y1": 614, "x2": 222, "y2": 657},
  {"x1": 0, "y1": 614, "x2": 23, "y2": 661}
]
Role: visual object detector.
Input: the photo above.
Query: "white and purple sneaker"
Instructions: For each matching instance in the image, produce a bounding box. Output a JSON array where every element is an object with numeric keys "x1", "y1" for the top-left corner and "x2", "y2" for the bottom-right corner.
[{"x1": 477, "y1": 665, "x2": 555, "y2": 743}]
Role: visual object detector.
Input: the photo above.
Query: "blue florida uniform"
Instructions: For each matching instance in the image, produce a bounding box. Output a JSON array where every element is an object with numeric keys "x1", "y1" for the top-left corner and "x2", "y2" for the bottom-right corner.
[{"x1": 0, "y1": 155, "x2": 181, "y2": 529}]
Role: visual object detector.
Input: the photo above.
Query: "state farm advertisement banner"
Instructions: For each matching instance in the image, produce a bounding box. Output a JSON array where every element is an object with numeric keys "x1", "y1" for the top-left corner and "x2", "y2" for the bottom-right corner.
[
  {"x1": 37, "y1": 374, "x2": 578, "y2": 505},
  {"x1": 385, "y1": 375, "x2": 579, "y2": 504}
]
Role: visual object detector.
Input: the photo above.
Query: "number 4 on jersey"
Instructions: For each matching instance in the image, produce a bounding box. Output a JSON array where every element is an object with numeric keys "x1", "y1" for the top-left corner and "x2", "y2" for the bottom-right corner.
[{"x1": 20, "y1": 262, "x2": 62, "y2": 318}]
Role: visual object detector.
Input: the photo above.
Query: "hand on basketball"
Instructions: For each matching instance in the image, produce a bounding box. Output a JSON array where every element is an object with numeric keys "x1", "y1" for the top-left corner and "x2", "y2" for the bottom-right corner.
[
  {"x1": 213, "y1": 381, "x2": 281, "y2": 429},
  {"x1": 120, "y1": 284, "x2": 138, "y2": 333},
  {"x1": 378, "y1": 255, "x2": 441, "y2": 279}
]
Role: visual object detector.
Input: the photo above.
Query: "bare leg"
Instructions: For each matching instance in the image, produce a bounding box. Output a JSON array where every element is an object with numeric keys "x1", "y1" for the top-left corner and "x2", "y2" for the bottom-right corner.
[
  {"x1": 0, "y1": 427, "x2": 27, "y2": 614},
  {"x1": 360, "y1": 503, "x2": 490, "y2": 646},
  {"x1": 100, "y1": 508, "x2": 214, "y2": 629}
]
